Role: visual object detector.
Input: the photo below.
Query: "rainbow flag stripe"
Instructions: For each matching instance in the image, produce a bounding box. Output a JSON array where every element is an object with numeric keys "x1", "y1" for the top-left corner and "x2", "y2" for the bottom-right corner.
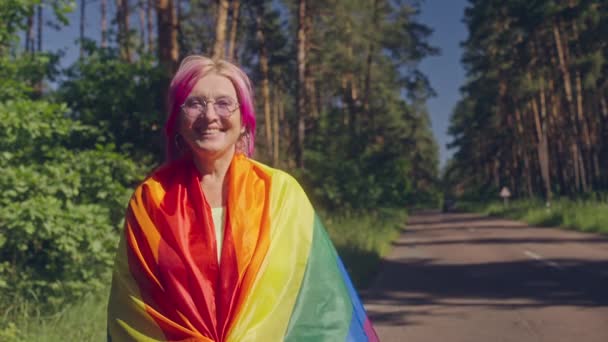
[{"x1": 107, "y1": 154, "x2": 378, "y2": 341}]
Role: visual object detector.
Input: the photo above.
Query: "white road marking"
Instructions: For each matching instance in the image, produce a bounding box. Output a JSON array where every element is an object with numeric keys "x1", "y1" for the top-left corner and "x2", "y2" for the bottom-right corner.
[{"x1": 524, "y1": 250, "x2": 562, "y2": 270}]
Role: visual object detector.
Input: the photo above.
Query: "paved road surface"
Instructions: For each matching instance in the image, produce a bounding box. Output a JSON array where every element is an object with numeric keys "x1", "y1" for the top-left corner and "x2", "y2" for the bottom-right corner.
[{"x1": 363, "y1": 211, "x2": 608, "y2": 342}]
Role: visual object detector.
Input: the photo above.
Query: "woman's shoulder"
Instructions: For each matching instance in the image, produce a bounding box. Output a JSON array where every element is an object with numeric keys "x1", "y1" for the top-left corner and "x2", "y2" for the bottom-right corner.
[
  {"x1": 246, "y1": 158, "x2": 312, "y2": 208},
  {"x1": 247, "y1": 158, "x2": 302, "y2": 188}
]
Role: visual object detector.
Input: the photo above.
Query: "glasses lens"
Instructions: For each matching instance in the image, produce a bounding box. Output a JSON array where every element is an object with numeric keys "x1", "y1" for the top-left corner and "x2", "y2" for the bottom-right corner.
[
  {"x1": 215, "y1": 98, "x2": 236, "y2": 116},
  {"x1": 183, "y1": 98, "x2": 202, "y2": 117},
  {"x1": 182, "y1": 97, "x2": 237, "y2": 117}
]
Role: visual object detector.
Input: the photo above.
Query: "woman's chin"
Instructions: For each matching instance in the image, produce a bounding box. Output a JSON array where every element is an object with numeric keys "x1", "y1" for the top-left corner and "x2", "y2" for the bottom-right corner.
[{"x1": 192, "y1": 140, "x2": 235, "y2": 157}]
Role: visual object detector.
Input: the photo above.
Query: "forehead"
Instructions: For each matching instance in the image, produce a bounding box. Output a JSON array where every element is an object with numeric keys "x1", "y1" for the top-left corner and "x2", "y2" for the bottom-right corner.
[{"x1": 190, "y1": 73, "x2": 237, "y2": 98}]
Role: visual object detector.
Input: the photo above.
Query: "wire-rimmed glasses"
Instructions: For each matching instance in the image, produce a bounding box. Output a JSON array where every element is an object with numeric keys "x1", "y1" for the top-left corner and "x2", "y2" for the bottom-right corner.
[{"x1": 181, "y1": 96, "x2": 240, "y2": 118}]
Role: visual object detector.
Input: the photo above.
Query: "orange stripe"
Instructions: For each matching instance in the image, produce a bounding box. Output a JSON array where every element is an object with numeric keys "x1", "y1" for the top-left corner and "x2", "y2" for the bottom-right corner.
[
  {"x1": 221, "y1": 156, "x2": 272, "y2": 336},
  {"x1": 110, "y1": 154, "x2": 275, "y2": 341}
]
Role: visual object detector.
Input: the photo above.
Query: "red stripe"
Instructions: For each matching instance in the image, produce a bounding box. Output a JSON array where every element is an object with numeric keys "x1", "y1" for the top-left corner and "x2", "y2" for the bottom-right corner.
[{"x1": 126, "y1": 155, "x2": 271, "y2": 341}]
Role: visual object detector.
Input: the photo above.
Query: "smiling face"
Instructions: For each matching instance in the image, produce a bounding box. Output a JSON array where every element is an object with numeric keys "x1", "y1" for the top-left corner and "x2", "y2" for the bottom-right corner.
[{"x1": 177, "y1": 73, "x2": 244, "y2": 161}]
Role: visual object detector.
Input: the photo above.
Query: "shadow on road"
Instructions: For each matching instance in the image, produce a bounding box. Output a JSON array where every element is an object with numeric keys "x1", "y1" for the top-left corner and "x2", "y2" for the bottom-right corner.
[
  {"x1": 363, "y1": 257, "x2": 608, "y2": 327},
  {"x1": 363, "y1": 212, "x2": 608, "y2": 327}
]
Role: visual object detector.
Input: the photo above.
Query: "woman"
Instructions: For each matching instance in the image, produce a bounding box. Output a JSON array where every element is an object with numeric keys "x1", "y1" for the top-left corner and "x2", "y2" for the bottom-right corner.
[{"x1": 107, "y1": 55, "x2": 378, "y2": 342}]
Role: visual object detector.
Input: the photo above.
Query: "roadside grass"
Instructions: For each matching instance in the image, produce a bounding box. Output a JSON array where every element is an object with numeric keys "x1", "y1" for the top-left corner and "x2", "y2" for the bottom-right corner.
[
  {"x1": 322, "y1": 208, "x2": 408, "y2": 289},
  {"x1": 0, "y1": 290, "x2": 107, "y2": 342},
  {"x1": 1, "y1": 208, "x2": 406, "y2": 341},
  {"x1": 459, "y1": 198, "x2": 608, "y2": 234}
]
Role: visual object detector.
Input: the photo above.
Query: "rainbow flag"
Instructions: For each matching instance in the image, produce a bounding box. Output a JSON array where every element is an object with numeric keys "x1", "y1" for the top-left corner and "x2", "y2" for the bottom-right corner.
[{"x1": 107, "y1": 154, "x2": 379, "y2": 341}]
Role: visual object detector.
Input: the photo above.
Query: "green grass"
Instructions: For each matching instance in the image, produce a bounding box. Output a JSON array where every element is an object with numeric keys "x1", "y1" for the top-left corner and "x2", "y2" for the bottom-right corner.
[
  {"x1": 459, "y1": 198, "x2": 608, "y2": 234},
  {"x1": 323, "y1": 208, "x2": 407, "y2": 288},
  {"x1": 0, "y1": 290, "x2": 108, "y2": 342},
  {"x1": 1, "y1": 208, "x2": 407, "y2": 341}
]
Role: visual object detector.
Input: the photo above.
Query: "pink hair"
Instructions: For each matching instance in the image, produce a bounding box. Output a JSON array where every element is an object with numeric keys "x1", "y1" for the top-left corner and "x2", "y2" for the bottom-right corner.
[{"x1": 164, "y1": 55, "x2": 256, "y2": 161}]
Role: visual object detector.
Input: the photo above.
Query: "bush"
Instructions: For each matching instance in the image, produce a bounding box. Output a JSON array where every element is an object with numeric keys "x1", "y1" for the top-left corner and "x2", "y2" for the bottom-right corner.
[{"x1": 0, "y1": 99, "x2": 142, "y2": 307}]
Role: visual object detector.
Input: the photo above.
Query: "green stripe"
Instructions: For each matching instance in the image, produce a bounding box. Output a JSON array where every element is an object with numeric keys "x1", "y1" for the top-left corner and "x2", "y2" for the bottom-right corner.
[{"x1": 285, "y1": 214, "x2": 352, "y2": 341}]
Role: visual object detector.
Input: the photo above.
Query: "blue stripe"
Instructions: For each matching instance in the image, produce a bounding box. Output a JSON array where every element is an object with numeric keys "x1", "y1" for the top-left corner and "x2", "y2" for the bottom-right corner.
[{"x1": 337, "y1": 256, "x2": 370, "y2": 341}]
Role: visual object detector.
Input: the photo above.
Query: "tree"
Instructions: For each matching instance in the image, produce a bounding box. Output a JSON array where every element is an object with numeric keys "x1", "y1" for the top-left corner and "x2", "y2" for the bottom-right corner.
[
  {"x1": 448, "y1": 0, "x2": 608, "y2": 201},
  {"x1": 157, "y1": 0, "x2": 179, "y2": 75},
  {"x1": 212, "y1": 0, "x2": 229, "y2": 59}
]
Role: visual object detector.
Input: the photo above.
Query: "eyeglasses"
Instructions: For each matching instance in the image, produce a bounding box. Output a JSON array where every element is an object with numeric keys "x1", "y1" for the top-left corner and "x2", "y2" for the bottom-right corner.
[{"x1": 181, "y1": 96, "x2": 239, "y2": 118}]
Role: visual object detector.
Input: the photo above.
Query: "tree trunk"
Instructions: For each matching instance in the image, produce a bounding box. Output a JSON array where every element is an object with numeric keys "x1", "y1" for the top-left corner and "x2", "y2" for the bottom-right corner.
[
  {"x1": 147, "y1": 0, "x2": 154, "y2": 53},
  {"x1": 26, "y1": 12, "x2": 34, "y2": 53},
  {"x1": 116, "y1": 0, "x2": 132, "y2": 62},
  {"x1": 530, "y1": 93, "x2": 552, "y2": 202},
  {"x1": 80, "y1": 0, "x2": 86, "y2": 58},
  {"x1": 552, "y1": 19, "x2": 586, "y2": 194},
  {"x1": 574, "y1": 70, "x2": 590, "y2": 192},
  {"x1": 295, "y1": 0, "x2": 307, "y2": 168},
  {"x1": 212, "y1": 0, "x2": 229, "y2": 59},
  {"x1": 514, "y1": 105, "x2": 534, "y2": 197},
  {"x1": 227, "y1": 0, "x2": 240, "y2": 61},
  {"x1": 255, "y1": 2, "x2": 272, "y2": 160},
  {"x1": 493, "y1": 159, "x2": 500, "y2": 190},
  {"x1": 552, "y1": 21, "x2": 576, "y2": 128},
  {"x1": 306, "y1": 68, "x2": 318, "y2": 120},
  {"x1": 601, "y1": 95, "x2": 608, "y2": 118},
  {"x1": 523, "y1": 149, "x2": 533, "y2": 197},
  {"x1": 157, "y1": 0, "x2": 179, "y2": 115},
  {"x1": 273, "y1": 86, "x2": 281, "y2": 166},
  {"x1": 37, "y1": 4, "x2": 42, "y2": 51},
  {"x1": 157, "y1": 0, "x2": 179, "y2": 74},
  {"x1": 304, "y1": 13, "x2": 317, "y2": 121},
  {"x1": 538, "y1": 76, "x2": 552, "y2": 202},
  {"x1": 101, "y1": 0, "x2": 107, "y2": 48},
  {"x1": 138, "y1": 0, "x2": 146, "y2": 50},
  {"x1": 363, "y1": 0, "x2": 378, "y2": 130},
  {"x1": 572, "y1": 143, "x2": 582, "y2": 192}
]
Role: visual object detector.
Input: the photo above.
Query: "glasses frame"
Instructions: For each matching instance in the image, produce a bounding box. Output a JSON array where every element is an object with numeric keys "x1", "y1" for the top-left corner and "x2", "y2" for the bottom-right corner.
[{"x1": 180, "y1": 96, "x2": 240, "y2": 119}]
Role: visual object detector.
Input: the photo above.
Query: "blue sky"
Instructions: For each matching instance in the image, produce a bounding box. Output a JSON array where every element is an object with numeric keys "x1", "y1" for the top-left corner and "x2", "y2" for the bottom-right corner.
[
  {"x1": 44, "y1": 0, "x2": 469, "y2": 169},
  {"x1": 418, "y1": 0, "x2": 469, "y2": 169}
]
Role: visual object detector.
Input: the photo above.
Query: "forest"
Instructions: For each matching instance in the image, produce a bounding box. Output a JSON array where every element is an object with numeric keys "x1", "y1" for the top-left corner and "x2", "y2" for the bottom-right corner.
[
  {"x1": 447, "y1": 0, "x2": 608, "y2": 202},
  {"x1": 5, "y1": 0, "x2": 606, "y2": 339},
  {"x1": 1, "y1": 0, "x2": 439, "y2": 339}
]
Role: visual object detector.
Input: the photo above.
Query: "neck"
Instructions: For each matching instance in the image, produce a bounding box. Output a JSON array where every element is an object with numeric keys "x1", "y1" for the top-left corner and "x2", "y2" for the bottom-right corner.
[
  {"x1": 192, "y1": 148, "x2": 236, "y2": 179},
  {"x1": 192, "y1": 149, "x2": 236, "y2": 208}
]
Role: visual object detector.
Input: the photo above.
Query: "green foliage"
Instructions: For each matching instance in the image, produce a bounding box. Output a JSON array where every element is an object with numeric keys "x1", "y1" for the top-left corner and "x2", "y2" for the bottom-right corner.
[
  {"x1": 0, "y1": 207, "x2": 408, "y2": 342},
  {"x1": 303, "y1": 122, "x2": 414, "y2": 210},
  {"x1": 0, "y1": 53, "x2": 61, "y2": 100},
  {"x1": 1, "y1": 0, "x2": 440, "y2": 331},
  {"x1": 448, "y1": 0, "x2": 608, "y2": 199},
  {"x1": 0, "y1": 99, "x2": 141, "y2": 306},
  {"x1": 0, "y1": 0, "x2": 74, "y2": 51},
  {"x1": 0, "y1": 287, "x2": 107, "y2": 342},
  {"x1": 323, "y1": 208, "x2": 407, "y2": 288},
  {"x1": 286, "y1": 0, "x2": 440, "y2": 210},
  {"x1": 0, "y1": 0, "x2": 40, "y2": 49},
  {"x1": 461, "y1": 196, "x2": 608, "y2": 234},
  {"x1": 57, "y1": 47, "x2": 167, "y2": 163}
]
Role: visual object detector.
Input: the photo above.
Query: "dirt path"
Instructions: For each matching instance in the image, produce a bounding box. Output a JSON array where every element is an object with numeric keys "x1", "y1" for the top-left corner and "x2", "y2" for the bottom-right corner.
[{"x1": 363, "y1": 211, "x2": 608, "y2": 342}]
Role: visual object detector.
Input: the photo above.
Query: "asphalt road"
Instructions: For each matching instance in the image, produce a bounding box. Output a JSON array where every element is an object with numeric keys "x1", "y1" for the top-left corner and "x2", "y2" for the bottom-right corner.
[{"x1": 363, "y1": 211, "x2": 608, "y2": 342}]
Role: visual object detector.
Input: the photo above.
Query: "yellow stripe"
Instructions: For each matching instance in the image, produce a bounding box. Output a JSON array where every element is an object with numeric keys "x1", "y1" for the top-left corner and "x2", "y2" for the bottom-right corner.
[
  {"x1": 107, "y1": 230, "x2": 167, "y2": 341},
  {"x1": 226, "y1": 164, "x2": 314, "y2": 341}
]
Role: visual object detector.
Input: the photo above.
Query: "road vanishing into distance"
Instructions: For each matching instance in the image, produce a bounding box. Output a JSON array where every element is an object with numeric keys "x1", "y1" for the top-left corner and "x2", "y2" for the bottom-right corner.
[{"x1": 364, "y1": 211, "x2": 608, "y2": 342}]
